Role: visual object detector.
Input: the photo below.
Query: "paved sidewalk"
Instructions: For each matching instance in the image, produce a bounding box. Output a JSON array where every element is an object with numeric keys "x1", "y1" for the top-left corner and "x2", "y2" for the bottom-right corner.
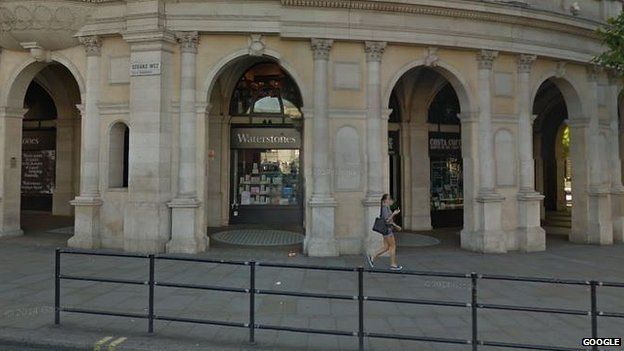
[{"x1": 1, "y1": 217, "x2": 624, "y2": 350}]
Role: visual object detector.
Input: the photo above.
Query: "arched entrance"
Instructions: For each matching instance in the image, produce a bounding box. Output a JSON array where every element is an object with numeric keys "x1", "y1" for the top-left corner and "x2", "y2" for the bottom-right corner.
[
  {"x1": 387, "y1": 66, "x2": 466, "y2": 232},
  {"x1": 0, "y1": 61, "x2": 82, "y2": 236},
  {"x1": 204, "y1": 57, "x2": 305, "y2": 228},
  {"x1": 533, "y1": 79, "x2": 572, "y2": 236}
]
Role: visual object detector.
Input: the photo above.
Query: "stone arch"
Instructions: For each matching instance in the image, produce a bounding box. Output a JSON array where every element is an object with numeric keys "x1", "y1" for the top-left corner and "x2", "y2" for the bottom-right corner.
[
  {"x1": 531, "y1": 73, "x2": 583, "y2": 121},
  {"x1": 199, "y1": 48, "x2": 308, "y2": 111},
  {"x1": 1, "y1": 53, "x2": 85, "y2": 109},
  {"x1": 384, "y1": 59, "x2": 475, "y2": 117}
]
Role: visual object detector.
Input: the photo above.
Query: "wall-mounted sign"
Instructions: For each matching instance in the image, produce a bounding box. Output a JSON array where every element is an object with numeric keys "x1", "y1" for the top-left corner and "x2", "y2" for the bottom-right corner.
[
  {"x1": 429, "y1": 132, "x2": 461, "y2": 156},
  {"x1": 231, "y1": 128, "x2": 301, "y2": 149},
  {"x1": 130, "y1": 62, "x2": 161, "y2": 77}
]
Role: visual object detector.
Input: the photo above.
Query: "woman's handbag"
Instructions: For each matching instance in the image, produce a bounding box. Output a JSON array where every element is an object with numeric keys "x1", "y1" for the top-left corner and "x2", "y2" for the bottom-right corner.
[{"x1": 372, "y1": 207, "x2": 388, "y2": 235}]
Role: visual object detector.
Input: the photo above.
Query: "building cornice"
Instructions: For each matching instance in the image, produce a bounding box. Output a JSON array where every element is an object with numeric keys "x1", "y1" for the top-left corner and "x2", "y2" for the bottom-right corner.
[{"x1": 280, "y1": 0, "x2": 601, "y2": 39}]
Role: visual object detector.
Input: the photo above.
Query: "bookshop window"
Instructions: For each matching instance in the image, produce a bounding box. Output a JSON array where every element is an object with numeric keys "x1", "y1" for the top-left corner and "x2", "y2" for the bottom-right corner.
[{"x1": 233, "y1": 149, "x2": 300, "y2": 206}]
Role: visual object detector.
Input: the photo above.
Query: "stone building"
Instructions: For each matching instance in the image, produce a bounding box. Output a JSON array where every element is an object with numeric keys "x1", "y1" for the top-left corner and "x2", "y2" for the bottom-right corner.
[{"x1": 0, "y1": 0, "x2": 623, "y2": 255}]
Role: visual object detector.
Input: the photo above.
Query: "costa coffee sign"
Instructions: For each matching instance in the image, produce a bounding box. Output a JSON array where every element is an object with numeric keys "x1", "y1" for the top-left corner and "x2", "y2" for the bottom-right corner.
[{"x1": 231, "y1": 128, "x2": 301, "y2": 149}]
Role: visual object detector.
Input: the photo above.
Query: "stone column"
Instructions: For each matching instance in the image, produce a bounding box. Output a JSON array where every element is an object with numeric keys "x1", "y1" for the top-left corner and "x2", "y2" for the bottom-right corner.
[
  {"x1": 571, "y1": 66, "x2": 612, "y2": 244},
  {"x1": 123, "y1": 30, "x2": 176, "y2": 253},
  {"x1": 306, "y1": 38, "x2": 338, "y2": 257},
  {"x1": 408, "y1": 122, "x2": 432, "y2": 230},
  {"x1": 53, "y1": 118, "x2": 75, "y2": 216},
  {"x1": 69, "y1": 36, "x2": 103, "y2": 249},
  {"x1": 607, "y1": 71, "x2": 624, "y2": 243},
  {"x1": 461, "y1": 50, "x2": 506, "y2": 253},
  {"x1": 515, "y1": 54, "x2": 545, "y2": 252},
  {"x1": 166, "y1": 31, "x2": 205, "y2": 254},
  {"x1": 363, "y1": 41, "x2": 387, "y2": 255},
  {"x1": 0, "y1": 106, "x2": 27, "y2": 237}
]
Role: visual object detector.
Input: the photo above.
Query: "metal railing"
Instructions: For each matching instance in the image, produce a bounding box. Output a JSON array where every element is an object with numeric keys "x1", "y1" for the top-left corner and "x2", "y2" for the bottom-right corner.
[{"x1": 54, "y1": 248, "x2": 624, "y2": 351}]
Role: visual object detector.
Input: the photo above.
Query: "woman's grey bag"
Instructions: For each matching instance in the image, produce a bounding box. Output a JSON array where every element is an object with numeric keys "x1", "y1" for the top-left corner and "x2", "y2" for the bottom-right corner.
[{"x1": 372, "y1": 207, "x2": 388, "y2": 235}]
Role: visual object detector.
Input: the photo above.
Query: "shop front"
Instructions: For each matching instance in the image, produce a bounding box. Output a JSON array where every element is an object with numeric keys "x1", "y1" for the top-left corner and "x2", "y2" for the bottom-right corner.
[
  {"x1": 229, "y1": 127, "x2": 303, "y2": 225},
  {"x1": 429, "y1": 131, "x2": 463, "y2": 227}
]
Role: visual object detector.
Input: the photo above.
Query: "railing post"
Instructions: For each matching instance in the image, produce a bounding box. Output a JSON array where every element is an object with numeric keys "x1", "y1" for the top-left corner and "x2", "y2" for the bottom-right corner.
[
  {"x1": 357, "y1": 267, "x2": 364, "y2": 351},
  {"x1": 249, "y1": 261, "x2": 256, "y2": 345},
  {"x1": 54, "y1": 248, "x2": 60, "y2": 325},
  {"x1": 148, "y1": 254, "x2": 155, "y2": 333},
  {"x1": 471, "y1": 272, "x2": 478, "y2": 351},
  {"x1": 590, "y1": 280, "x2": 598, "y2": 351}
]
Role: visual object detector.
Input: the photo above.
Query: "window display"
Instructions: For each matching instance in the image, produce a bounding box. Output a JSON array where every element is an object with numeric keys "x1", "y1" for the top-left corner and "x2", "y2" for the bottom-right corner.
[
  {"x1": 429, "y1": 132, "x2": 463, "y2": 211},
  {"x1": 233, "y1": 149, "x2": 300, "y2": 207}
]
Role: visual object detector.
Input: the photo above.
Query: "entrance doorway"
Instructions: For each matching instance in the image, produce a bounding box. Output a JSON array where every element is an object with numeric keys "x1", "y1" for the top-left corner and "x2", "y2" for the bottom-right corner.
[
  {"x1": 224, "y1": 62, "x2": 304, "y2": 226},
  {"x1": 388, "y1": 67, "x2": 464, "y2": 231},
  {"x1": 533, "y1": 79, "x2": 571, "y2": 234}
]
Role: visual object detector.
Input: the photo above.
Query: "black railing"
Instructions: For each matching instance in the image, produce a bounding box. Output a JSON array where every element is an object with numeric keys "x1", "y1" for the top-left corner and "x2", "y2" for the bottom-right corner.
[{"x1": 54, "y1": 248, "x2": 624, "y2": 351}]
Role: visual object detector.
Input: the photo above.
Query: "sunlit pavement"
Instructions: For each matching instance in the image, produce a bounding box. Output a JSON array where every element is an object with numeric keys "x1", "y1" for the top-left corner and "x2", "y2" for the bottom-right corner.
[{"x1": 1, "y1": 213, "x2": 623, "y2": 350}]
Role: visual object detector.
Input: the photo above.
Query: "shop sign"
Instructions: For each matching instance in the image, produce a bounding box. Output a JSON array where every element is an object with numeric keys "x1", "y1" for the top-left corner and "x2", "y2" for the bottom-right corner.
[
  {"x1": 231, "y1": 128, "x2": 301, "y2": 149},
  {"x1": 429, "y1": 132, "x2": 461, "y2": 155},
  {"x1": 130, "y1": 62, "x2": 161, "y2": 76}
]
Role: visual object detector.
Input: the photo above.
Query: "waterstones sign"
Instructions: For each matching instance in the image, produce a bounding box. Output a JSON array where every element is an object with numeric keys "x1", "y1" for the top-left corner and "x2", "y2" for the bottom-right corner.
[
  {"x1": 231, "y1": 128, "x2": 301, "y2": 149},
  {"x1": 130, "y1": 62, "x2": 161, "y2": 76}
]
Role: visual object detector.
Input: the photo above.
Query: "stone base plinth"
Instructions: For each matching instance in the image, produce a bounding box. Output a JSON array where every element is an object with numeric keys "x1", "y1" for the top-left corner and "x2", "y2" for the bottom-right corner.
[
  {"x1": 461, "y1": 193, "x2": 506, "y2": 253},
  {"x1": 69, "y1": 196, "x2": 102, "y2": 249},
  {"x1": 166, "y1": 198, "x2": 206, "y2": 254},
  {"x1": 516, "y1": 192, "x2": 546, "y2": 252},
  {"x1": 611, "y1": 188, "x2": 624, "y2": 243},
  {"x1": 0, "y1": 229, "x2": 23, "y2": 237},
  {"x1": 123, "y1": 201, "x2": 170, "y2": 253},
  {"x1": 572, "y1": 190, "x2": 613, "y2": 245},
  {"x1": 305, "y1": 196, "x2": 338, "y2": 257}
]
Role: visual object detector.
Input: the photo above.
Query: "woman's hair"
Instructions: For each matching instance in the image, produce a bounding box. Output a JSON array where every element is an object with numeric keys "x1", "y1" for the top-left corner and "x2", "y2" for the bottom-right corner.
[{"x1": 380, "y1": 193, "x2": 390, "y2": 206}]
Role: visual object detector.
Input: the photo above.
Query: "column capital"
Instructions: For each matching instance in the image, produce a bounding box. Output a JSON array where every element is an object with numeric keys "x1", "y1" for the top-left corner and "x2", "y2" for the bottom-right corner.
[
  {"x1": 586, "y1": 64, "x2": 602, "y2": 82},
  {"x1": 365, "y1": 41, "x2": 387, "y2": 62},
  {"x1": 310, "y1": 38, "x2": 333, "y2": 60},
  {"x1": 78, "y1": 36, "x2": 102, "y2": 57},
  {"x1": 176, "y1": 31, "x2": 199, "y2": 54},
  {"x1": 476, "y1": 50, "x2": 498, "y2": 70},
  {"x1": 517, "y1": 54, "x2": 537, "y2": 74}
]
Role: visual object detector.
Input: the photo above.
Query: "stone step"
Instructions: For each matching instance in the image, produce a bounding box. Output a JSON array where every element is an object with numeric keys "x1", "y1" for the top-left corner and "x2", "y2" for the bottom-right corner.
[
  {"x1": 543, "y1": 219, "x2": 571, "y2": 228},
  {"x1": 543, "y1": 225, "x2": 570, "y2": 236}
]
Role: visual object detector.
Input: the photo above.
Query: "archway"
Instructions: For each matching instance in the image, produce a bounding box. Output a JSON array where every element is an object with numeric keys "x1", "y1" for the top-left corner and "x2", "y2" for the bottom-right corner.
[
  {"x1": 533, "y1": 78, "x2": 572, "y2": 236},
  {"x1": 387, "y1": 66, "x2": 466, "y2": 232},
  {"x1": 203, "y1": 56, "x2": 305, "y2": 229},
  {"x1": 0, "y1": 61, "x2": 81, "y2": 236}
]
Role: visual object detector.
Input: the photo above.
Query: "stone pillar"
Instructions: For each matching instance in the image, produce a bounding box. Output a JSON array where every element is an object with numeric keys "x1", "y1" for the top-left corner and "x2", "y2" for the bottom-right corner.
[
  {"x1": 363, "y1": 41, "x2": 387, "y2": 255},
  {"x1": 123, "y1": 30, "x2": 176, "y2": 253},
  {"x1": 461, "y1": 50, "x2": 506, "y2": 253},
  {"x1": 306, "y1": 38, "x2": 338, "y2": 257},
  {"x1": 166, "y1": 32, "x2": 205, "y2": 254},
  {"x1": 69, "y1": 36, "x2": 103, "y2": 249},
  {"x1": 408, "y1": 122, "x2": 432, "y2": 230},
  {"x1": 0, "y1": 107, "x2": 27, "y2": 237},
  {"x1": 607, "y1": 71, "x2": 624, "y2": 243},
  {"x1": 515, "y1": 54, "x2": 545, "y2": 252},
  {"x1": 53, "y1": 118, "x2": 75, "y2": 216},
  {"x1": 571, "y1": 66, "x2": 612, "y2": 244}
]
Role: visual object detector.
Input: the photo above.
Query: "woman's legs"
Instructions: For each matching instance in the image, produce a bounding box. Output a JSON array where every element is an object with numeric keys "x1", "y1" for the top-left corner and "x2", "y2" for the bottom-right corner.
[
  {"x1": 386, "y1": 235, "x2": 398, "y2": 267},
  {"x1": 372, "y1": 236, "x2": 390, "y2": 261}
]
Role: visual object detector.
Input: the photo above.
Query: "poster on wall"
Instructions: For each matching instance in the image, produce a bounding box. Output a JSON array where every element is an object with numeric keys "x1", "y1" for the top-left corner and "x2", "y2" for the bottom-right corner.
[{"x1": 21, "y1": 130, "x2": 56, "y2": 196}]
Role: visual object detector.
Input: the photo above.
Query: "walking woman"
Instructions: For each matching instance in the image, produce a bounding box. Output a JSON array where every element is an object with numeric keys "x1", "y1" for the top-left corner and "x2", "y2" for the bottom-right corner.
[{"x1": 367, "y1": 193, "x2": 402, "y2": 270}]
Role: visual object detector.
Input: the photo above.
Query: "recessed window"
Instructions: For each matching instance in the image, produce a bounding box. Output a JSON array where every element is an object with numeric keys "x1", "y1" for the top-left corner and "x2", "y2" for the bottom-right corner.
[{"x1": 109, "y1": 122, "x2": 129, "y2": 188}]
